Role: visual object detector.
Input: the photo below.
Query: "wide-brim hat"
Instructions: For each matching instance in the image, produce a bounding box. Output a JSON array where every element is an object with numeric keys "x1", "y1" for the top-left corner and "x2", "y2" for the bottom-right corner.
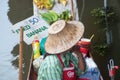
[{"x1": 45, "y1": 20, "x2": 84, "y2": 54}]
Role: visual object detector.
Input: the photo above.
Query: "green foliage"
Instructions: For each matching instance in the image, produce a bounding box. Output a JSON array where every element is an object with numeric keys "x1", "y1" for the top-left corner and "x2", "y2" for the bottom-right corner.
[
  {"x1": 93, "y1": 42, "x2": 108, "y2": 56},
  {"x1": 90, "y1": 7, "x2": 117, "y2": 56},
  {"x1": 91, "y1": 7, "x2": 116, "y2": 26},
  {"x1": 59, "y1": 10, "x2": 72, "y2": 21}
]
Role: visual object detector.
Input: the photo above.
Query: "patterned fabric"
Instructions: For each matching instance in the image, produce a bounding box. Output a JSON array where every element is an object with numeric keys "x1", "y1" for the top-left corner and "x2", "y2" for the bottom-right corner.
[
  {"x1": 79, "y1": 58, "x2": 101, "y2": 80},
  {"x1": 37, "y1": 52, "x2": 83, "y2": 80}
]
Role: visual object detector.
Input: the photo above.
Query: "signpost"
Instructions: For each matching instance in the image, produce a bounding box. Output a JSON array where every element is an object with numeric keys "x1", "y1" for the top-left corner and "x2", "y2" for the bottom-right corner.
[{"x1": 12, "y1": 15, "x2": 49, "y2": 45}]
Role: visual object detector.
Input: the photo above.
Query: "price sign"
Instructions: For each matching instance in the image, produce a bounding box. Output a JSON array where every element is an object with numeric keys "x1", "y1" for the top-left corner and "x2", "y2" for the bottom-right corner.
[{"x1": 11, "y1": 15, "x2": 49, "y2": 45}]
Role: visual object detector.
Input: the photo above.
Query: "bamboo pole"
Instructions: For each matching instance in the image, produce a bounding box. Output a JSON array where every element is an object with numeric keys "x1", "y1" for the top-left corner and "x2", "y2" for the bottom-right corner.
[
  {"x1": 79, "y1": 0, "x2": 85, "y2": 20},
  {"x1": 70, "y1": 0, "x2": 75, "y2": 20},
  {"x1": 19, "y1": 27, "x2": 23, "y2": 80},
  {"x1": 90, "y1": 34, "x2": 95, "y2": 41}
]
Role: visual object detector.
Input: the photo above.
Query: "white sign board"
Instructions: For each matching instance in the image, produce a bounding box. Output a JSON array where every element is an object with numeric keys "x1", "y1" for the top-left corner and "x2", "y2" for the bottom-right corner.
[{"x1": 11, "y1": 15, "x2": 49, "y2": 45}]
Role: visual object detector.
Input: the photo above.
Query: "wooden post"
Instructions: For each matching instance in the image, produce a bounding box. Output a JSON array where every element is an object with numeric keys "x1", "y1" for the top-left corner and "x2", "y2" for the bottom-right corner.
[
  {"x1": 70, "y1": 0, "x2": 75, "y2": 20},
  {"x1": 19, "y1": 27, "x2": 23, "y2": 80}
]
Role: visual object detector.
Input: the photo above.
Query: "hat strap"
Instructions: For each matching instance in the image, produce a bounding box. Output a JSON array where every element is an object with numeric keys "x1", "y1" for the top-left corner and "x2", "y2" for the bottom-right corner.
[{"x1": 57, "y1": 54, "x2": 65, "y2": 68}]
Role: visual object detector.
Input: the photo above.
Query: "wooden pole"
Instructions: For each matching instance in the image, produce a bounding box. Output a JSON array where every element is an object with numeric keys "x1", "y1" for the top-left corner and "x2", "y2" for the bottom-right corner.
[
  {"x1": 70, "y1": 0, "x2": 75, "y2": 20},
  {"x1": 19, "y1": 27, "x2": 23, "y2": 80},
  {"x1": 27, "y1": 53, "x2": 33, "y2": 80}
]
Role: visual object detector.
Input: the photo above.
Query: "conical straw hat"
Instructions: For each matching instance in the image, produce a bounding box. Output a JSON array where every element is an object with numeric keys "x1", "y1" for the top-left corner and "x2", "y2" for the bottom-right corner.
[{"x1": 45, "y1": 20, "x2": 84, "y2": 54}]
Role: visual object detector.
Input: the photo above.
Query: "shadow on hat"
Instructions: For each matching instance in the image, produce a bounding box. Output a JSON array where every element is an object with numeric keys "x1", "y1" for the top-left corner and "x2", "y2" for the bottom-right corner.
[{"x1": 45, "y1": 20, "x2": 85, "y2": 54}]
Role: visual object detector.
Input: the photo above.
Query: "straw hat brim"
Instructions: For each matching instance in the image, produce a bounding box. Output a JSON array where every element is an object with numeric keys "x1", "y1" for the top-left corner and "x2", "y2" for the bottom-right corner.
[{"x1": 45, "y1": 20, "x2": 84, "y2": 54}]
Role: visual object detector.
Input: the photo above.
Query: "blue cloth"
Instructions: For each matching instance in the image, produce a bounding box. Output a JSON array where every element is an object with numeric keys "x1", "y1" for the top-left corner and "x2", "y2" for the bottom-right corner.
[
  {"x1": 40, "y1": 37, "x2": 47, "y2": 55},
  {"x1": 79, "y1": 58, "x2": 101, "y2": 80}
]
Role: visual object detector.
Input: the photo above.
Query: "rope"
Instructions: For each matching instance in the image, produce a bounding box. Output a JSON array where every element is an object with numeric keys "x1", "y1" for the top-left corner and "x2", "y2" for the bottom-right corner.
[
  {"x1": 70, "y1": 0, "x2": 75, "y2": 20},
  {"x1": 80, "y1": 0, "x2": 85, "y2": 20}
]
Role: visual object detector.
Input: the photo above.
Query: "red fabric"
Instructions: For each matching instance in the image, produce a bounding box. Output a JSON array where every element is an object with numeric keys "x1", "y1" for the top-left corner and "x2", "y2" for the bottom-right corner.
[
  {"x1": 63, "y1": 63, "x2": 77, "y2": 80},
  {"x1": 57, "y1": 54, "x2": 77, "y2": 80},
  {"x1": 57, "y1": 54, "x2": 64, "y2": 67}
]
